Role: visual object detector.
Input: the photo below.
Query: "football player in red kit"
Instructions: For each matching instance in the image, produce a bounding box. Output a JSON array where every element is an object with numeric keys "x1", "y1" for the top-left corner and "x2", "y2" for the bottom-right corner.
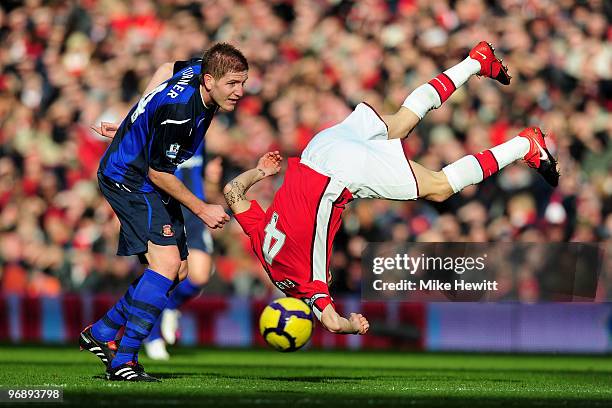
[{"x1": 224, "y1": 42, "x2": 558, "y2": 335}]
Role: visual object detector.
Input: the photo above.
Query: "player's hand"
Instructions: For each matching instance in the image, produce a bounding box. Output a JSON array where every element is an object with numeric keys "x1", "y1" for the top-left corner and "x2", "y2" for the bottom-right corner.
[
  {"x1": 91, "y1": 122, "x2": 119, "y2": 139},
  {"x1": 349, "y1": 313, "x2": 369, "y2": 335},
  {"x1": 256, "y1": 151, "x2": 282, "y2": 178},
  {"x1": 200, "y1": 203, "x2": 230, "y2": 229}
]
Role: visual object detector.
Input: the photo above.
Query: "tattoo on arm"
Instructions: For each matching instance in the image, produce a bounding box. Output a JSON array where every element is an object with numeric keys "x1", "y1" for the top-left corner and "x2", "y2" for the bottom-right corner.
[
  {"x1": 257, "y1": 168, "x2": 265, "y2": 178},
  {"x1": 224, "y1": 180, "x2": 247, "y2": 207}
]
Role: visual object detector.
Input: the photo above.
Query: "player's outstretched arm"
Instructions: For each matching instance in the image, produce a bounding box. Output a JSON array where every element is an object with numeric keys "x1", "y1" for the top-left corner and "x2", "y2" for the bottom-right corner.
[
  {"x1": 223, "y1": 151, "x2": 282, "y2": 214},
  {"x1": 320, "y1": 304, "x2": 369, "y2": 335}
]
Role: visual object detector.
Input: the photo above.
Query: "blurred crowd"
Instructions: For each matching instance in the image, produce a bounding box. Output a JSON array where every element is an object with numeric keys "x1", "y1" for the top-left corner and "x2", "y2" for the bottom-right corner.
[{"x1": 0, "y1": 0, "x2": 610, "y2": 298}]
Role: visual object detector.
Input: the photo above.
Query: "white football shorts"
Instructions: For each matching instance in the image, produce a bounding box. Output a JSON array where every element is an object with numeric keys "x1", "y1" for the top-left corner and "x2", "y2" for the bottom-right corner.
[{"x1": 300, "y1": 102, "x2": 419, "y2": 200}]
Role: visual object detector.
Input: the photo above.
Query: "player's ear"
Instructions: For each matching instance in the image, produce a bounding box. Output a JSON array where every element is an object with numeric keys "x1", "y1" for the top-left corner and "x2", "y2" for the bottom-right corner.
[{"x1": 202, "y1": 73, "x2": 215, "y2": 92}]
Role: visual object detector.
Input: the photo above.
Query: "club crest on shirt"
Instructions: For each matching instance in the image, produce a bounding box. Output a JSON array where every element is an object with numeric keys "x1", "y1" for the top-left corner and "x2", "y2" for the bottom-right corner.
[
  {"x1": 161, "y1": 224, "x2": 174, "y2": 237},
  {"x1": 166, "y1": 143, "x2": 180, "y2": 160}
]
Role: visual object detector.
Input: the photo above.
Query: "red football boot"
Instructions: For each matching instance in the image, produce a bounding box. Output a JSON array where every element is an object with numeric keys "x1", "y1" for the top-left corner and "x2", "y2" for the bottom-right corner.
[
  {"x1": 469, "y1": 41, "x2": 512, "y2": 85},
  {"x1": 518, "y1": 127, "x2": 560, "y2": 187}
]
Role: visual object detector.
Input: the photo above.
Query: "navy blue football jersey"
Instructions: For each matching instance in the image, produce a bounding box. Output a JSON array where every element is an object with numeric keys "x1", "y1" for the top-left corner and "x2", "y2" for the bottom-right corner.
[
  {"x1": 172, "y1": 59, "x2": 207, "y2": 201},
  {"x1": 99, "y1": 58, "x2": 217, "y2": 193}
]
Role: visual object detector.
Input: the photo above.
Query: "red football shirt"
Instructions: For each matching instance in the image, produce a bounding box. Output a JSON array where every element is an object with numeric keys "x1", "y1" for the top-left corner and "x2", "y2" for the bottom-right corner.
[{"x1": 235, "y1": 158, "x2": 353, "y2": 318}]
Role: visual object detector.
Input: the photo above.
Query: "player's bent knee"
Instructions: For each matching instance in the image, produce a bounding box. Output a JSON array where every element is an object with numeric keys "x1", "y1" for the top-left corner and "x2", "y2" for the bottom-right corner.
[
  {"x1": 427, "y1": 192, "x2": 449, "y2": 203},
  {"x1": 190, "y1": 271, "x2": 211, "y2": 286},
  {"x1": 185, "y1": 251, "x2": 213, "y2": 285},
  {"x1": 425, "y1": 187, "x2": 452, "y2": 202},
  {"x1": 152, "y1": 260, "x2": 182, "y2": 278},
  {"x1": 424, "y1": 190, "x2": 452, "y2": 203},
  {"x1": 147, "y1": 252, "x2": 182, "y2": 279},
  {"x1": 422, "y1": 171, "x2": 453, "y2": 202},
  {"x1": 147, "y1": 242, "x2": 182, "y2": 270}
]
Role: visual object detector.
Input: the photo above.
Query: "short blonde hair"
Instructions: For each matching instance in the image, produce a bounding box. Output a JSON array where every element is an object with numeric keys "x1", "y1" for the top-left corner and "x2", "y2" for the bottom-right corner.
[{"x1": 201, "y1": 43, "x2": 248, "y2": 80}]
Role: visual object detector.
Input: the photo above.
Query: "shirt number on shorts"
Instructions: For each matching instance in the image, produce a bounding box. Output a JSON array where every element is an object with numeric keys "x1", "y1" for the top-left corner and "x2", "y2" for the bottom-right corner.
[{"x1": 263, "y1": 212, "x2": 286, "y2": 265}]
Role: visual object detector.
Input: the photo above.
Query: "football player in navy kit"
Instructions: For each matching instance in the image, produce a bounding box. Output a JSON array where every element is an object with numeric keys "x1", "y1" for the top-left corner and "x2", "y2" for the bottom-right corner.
[
  {"x1": 79, "y1": 43, "x2": 248, "y2": 382},
  {"x1": 91, "y1": 62, "x2": 224, "y2": 361},
  {"x1": 137, "y1": 59, "x2": 221, "y2": 361}
]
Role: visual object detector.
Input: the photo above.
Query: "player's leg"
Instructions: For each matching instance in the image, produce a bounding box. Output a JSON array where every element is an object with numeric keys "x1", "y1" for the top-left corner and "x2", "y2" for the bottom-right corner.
[
  {"x1": 145, "y1": 206, "x2": 213, "y2": 358},
  {"x1": 407, "y1": 161, "x2": 454, "y2": 202},
  {"x1": 80, "y1": 276, "x2": 136, "y2": 366},
  {"x1": 169, "y1": 227, "x2": 213, "y2": 303},
  {"x1": 183, "y1": 248, "x2": 213, "y2": 287},
  {"x1": 161, "y1": 249, "x2": 212, "y2": 344},
  {"x1": 109, "y1": 195, "x2": 187, "y2": 375},
  {"x1": 343, "y1": 126, "x2": 558, "y2": 204},
  {"x1": 383, "y1": 42, "x2": 511, "y2": 139},
  {"x1": 164, "y1": 213, "x2": 213, "y2": 322},
  {"x1": 85, "y1": 257, "x2": 185, "y2": 364},
  {"x1": 144, "y1": 255, "x2": 209, "y2": 360},
  {"x1": 89, "y1": 277, "x2": 138, "y2": 342},
  {"x1": 81, "y1": 275, "x2": 139, "y2": 366},
  {"x1": 109, "y1": 243, "x2": 179, "y2": 368},
  {"x1": 144, "y1": 257, "x2": 190, "y2": 361},
  {"x1": 413, "y1": 127, "x2": 559, "y2": 202},
  {"x1": 81, "y1": 177, "x2": 155, "y2": 366}
]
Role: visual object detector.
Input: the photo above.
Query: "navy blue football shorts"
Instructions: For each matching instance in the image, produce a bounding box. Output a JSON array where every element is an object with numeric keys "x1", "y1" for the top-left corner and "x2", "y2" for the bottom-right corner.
[
  {"x1": 182, "y1": 207, "x2": 214, "y2": 254},
  {"x1": 98, "y1": 174, "x2": 188, "y2": 262}
]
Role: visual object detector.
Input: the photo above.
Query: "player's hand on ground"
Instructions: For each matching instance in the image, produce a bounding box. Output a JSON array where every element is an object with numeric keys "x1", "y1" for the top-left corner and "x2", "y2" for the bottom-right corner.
[
  {"x1": 200, "y1": 203, "x2": 230, "y2": 229},
  {"x1": 349, "y1": 313, "x2": 369, "y2": 335},
  {"x1": 256, "y1": 151, "x2": 282, "y2": 178},
  {"x1": 91, "y1": 122, "x2": 119, "y2": 138}
]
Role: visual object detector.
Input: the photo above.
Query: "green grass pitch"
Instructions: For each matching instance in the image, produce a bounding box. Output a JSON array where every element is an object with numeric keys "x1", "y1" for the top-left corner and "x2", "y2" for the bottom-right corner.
[{"x1": 0, "y1": 346, "x2": 611, "y2": 407}]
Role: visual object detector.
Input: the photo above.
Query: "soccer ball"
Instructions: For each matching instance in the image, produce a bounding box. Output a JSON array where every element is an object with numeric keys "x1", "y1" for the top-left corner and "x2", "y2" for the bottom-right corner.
[{"x1": 259, "y1": 297, "x2": 314, "y2": 352}]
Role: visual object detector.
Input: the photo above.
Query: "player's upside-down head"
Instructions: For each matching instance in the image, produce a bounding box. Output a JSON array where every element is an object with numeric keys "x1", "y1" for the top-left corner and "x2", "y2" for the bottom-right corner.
[{"x1": 200, "y1": 42, "x2": 249, "y2": 112}]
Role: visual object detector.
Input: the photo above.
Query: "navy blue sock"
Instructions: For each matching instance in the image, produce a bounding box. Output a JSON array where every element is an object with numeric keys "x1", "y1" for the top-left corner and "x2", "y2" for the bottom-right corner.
[
  {"x1": 165, "y1": 278, "x2": 203, "y2": 310},
  {"x1": 146, "y1": 314, "x2": 163, "y2": 342},
  {"x1": 111, "y1": 269, "x2": 173, "y2": 368},
  {"x1": 91, "y1": 277, "x2": 141, "y2": 342},
  {"x1": 145, "y1": 278, "x2": 202, "y2": 343}
]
